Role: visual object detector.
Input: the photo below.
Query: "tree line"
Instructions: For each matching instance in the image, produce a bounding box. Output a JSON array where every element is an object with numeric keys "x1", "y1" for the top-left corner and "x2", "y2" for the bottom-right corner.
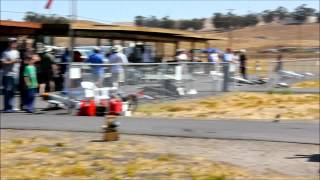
[
  {"x1": 24, "y1": 11, "x2": 69, "y2": 24},
  {"x1": 135, "y1": 16, "x2": 205, "y2": 30},
  {"x1": 134, "y1": 4, "x2": 319, "y2": 30},
  {"x1": 23, "y1": 4, "x2": 319, "y2": 30}
]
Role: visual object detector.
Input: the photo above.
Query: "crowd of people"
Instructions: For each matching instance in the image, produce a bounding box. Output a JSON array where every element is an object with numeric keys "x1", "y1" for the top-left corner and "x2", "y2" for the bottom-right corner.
[
  {"x1": 175, "y1": 48, "x2": 248, "y2": 79},
  {"x1": 1, "y1": 37, "x2": 255, "y2": 113},
  {"x1": 0, "y1": 38, "x2": 58, "y2": 113},
  {"x1": 0, "y1": 38, "x2": 130, "y2": 113}
]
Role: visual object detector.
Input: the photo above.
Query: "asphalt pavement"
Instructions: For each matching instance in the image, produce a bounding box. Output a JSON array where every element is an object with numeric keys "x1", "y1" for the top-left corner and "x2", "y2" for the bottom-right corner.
[{"x1": 1, "y1": 113, "x2": 319, "y2": 144}]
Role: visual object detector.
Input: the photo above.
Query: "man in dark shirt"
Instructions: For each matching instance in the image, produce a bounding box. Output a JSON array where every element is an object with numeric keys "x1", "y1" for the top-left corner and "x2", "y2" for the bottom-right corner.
[
  {"x1": 239, "y1": 49, "x2": 248, "y2": 79},
  {"x1": 37, "y1": 45, "x2": 55, "y2": 95}
]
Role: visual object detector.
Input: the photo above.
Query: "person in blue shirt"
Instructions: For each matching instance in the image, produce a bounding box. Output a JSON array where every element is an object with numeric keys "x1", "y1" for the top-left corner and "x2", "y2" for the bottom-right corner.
[
  {"x1": 223, "y1": 48, "x2": 234, "y2": 62},
  {"x1": 86, "y1": 47, "x2": 105, "y2": 87}
]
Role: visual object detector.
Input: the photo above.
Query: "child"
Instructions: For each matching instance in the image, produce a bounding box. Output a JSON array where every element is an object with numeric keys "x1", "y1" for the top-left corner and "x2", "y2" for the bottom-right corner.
[{"x1": 24, "y1": 55, "x2": 38, "y2": 113}]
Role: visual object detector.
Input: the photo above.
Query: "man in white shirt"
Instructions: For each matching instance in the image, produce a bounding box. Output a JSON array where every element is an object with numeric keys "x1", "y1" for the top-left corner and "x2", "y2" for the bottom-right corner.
[
  {"x1": 208, "y1": 50, "x2": 220, "y2": 71},
  {"x1": 1, "y1": 38, "x2": 20, "y2": 112},
  {"x1": 108, "y1": 45, "x2": 128, "y2": 88}
]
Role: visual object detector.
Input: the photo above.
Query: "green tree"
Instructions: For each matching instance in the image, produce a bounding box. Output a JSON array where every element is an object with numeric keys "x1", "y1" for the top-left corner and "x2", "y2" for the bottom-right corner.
[
  {"x1": 274, "y1": 6, "x2": 289, "y2": 20},
  {"x1": 262, "y1": 10, "x2": 275, "y2": 23},
  {"x1": 160, "y1": 16, "x2": 175, "y2": 29},
  {"x1": 134, "y1": 16, "x2": 145, "y2": 26},
  {"x1": 24, "y1": 11, "x2": 69, "y2": 24},
  {"x1": 292, "y1": 4, "x2": 316, "y2": 22},
  {"x1": 144, "y1": 16, "x2": 160, "y2": 27}
]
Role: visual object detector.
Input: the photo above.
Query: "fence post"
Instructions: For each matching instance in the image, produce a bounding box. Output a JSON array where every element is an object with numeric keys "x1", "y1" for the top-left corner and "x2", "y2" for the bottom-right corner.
[{"x1": 222, "y1": 62, "x2": 229, "y2": 92}]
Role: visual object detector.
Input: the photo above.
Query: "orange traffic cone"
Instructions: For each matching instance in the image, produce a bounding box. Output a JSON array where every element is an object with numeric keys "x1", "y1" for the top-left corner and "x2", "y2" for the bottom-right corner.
[{"x1": 88, "y1": 100, "x2": 96, "y2": 116}]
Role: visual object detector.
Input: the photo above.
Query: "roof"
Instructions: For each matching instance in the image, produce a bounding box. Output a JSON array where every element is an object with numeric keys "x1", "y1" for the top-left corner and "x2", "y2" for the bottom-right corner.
[
  {"x1": 0, "y1": 20, "x2": 224, "y2": 42},
  {"x1": 0, "y1": 20, "x2": 41, "y2": 35},
  {"x1": 70, "y1": 22, "x2": 223, "y2": 41},
  {"x1": 0, "y1": 20, "x2": 41, "y2": 29}
]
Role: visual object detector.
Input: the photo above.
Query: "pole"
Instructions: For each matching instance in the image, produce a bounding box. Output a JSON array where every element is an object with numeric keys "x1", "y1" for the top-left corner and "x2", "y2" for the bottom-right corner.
[
  {"x1": 66, "y1": 0, "x2": 77, "y2": 113},
  {"x1": 222, "y1": 62, "x2": 229, "y2": 92},
  {"x1": 226, "y1": 9, "x2": 234, "y2": 49}
]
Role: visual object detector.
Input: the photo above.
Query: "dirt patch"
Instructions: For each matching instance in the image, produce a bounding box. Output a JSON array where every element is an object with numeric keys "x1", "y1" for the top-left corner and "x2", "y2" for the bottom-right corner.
[
  {"x1": 135, "y1": 93, "x2": 319, "y2": 120},
  {"x1": 1, "y1": 130, "x2": 318, "y2": 179}
]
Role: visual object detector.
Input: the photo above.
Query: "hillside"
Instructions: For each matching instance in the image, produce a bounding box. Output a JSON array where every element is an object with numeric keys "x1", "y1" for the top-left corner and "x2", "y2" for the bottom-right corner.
[
  {"x1": 205, "y1": 23, "x2": 320, "y2": 51},
  {"x1": 54, "y1": 22, "x2": 319, "y2": 59}
]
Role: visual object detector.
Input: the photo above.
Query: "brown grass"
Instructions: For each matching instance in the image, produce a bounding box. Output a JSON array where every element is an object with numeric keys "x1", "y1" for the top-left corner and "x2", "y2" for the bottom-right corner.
[
  {"x1": 292, "y1": 80, "x2": 320, "y2": 88},
  {"x1": 135, "y1": 93, "x2": 320, "y2": 120}
]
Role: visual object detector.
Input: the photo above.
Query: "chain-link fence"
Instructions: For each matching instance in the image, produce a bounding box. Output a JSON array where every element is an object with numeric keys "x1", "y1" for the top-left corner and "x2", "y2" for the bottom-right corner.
[
  {"x1": 64, "y1": 62, "x2": 225, "y2": 102},
  {"x1": 266, "y1": 58, "x2": 319, "y2": 90},
  {"x1": 55, "y1": 58, "x2": 319, "y2": 105}
]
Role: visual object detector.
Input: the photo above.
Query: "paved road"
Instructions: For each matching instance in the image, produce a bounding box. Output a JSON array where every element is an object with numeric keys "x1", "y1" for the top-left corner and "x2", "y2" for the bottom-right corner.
[{"x1": 1, "y1": 113, "x2": 319, "y2": 144}]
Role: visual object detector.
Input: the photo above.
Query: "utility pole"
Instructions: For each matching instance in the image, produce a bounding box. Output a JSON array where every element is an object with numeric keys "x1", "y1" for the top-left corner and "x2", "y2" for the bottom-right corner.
[{"x1": 226, "y1": 9, "x2": 235, "y2": 49}]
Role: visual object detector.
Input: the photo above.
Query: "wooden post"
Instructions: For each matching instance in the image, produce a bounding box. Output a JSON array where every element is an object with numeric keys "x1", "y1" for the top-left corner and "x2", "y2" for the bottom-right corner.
[
  {"x1": 110, "y1": 39, "x2": 114, "y2": 46},
  {"x1": 121, "y1": 40, "x2": 125, "y2": 47},
  {"x1": 191, "y1": 41, "x2": 196, "y2": 50},
  {"x1": 175, "y1": 41, "x2": 179, "y2": 50},
  {"x1": 96, "y1": 38, "x2": 101, "y2": 46},
  {"x1": 206, "y1": 41, "x2": 210, "y2": 49},
  {"x1": 162, "y1": 42, "x2": 166, "y2": 61},
  {"x1": 102, "y1": 115, "x2": 119, "y2": 141},
  {"x1": 191, "y1": 41, "x2": 196, "y2": 62}
]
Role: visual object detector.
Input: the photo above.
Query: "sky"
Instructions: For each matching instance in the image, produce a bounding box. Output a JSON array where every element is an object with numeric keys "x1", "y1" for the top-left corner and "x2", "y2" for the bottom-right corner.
[{"x1": 1, "y1": 0, "x2": 319, "y2": 23}]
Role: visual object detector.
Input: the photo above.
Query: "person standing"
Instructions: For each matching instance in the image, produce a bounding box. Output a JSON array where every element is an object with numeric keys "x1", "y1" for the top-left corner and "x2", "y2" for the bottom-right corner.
[
  {"x1": 18, "y1": 39, "x2": 36, "y2": 110},
  {"x1": 1, "y1": 38, "x2": 20, "y2": 112},
  {"x1": 239, "y1": 49, "x2": 248, "y2": 79},
  {"x1": 108, "y1": 45, "x2": 128, "y2": 88},
  {"x1": 222, "y1": 48, "x2": 235, "y2": 83},
  {"x1": 223, "y1": 48, "x2": 234, "y2": 63},
  {"x1": 23, "y1": 55, "x2": 38, "y2": 113},
  {"x1": 275, "y1": 53, "x2": 283, "y2": 73},
  {"x1": 86, "y1": 47, "x2": 105, "y2": 87},
  {"x1": 175, "y1": 49, "x2": 189, "y2": 61},
  {"x1": 37, "y1": 45, "x2": 55, "y2": 95},
  {"x1": 208, "y1": 49, "x2": 219, "y2": 71}
]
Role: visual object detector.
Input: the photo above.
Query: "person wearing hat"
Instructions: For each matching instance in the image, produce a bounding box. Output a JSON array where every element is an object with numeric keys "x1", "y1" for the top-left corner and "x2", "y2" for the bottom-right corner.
[
  {"x1": 175, "y1": 49, "x2": 189, "y2": 61},
  {"x1": 108, "y1": 45, "x2": 128, "y2": 88},
  {"x1": 1, "y1": 38, "x2": 20, "y2": 112},
  {"x1": 37, "y1": 44, "x2": 55, "y2": 95},
  {"x1": 86, "y1": 46, "x2": 105, "y2": 87}
]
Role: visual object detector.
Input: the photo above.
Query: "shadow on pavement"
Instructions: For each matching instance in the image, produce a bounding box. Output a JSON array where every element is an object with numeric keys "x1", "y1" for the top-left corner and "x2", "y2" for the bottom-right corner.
[{"x1": 287, "y1": 154, "x2": 320, "y2": 162}]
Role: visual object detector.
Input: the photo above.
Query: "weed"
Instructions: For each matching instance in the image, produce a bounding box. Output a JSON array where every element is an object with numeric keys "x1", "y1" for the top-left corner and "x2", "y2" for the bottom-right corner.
[
  {"x1": 11, "y1": 139, "x2": 23, "y2": 145},
  {"x1": 55, "y1": 142, "x2": 65, "y2": 147},
  {"x1": 60, "y1": 164, "x2": 94, "y2": 176},
  {"x1": 125, "y1": 161, "x2": 141, "y2": 177},
  {"x1": 33, "y1": 146, "x2": 51, "y2": 153},
  {"x1": 203, "y1": 175, "x2": 227, "y2": 180},
  {"x1": 156, "y1": 154, "x2": 175, "y2": 162}
]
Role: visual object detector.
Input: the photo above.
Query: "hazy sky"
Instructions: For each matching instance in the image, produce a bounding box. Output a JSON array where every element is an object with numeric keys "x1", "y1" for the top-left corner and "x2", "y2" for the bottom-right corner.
[{"x1": 1, "y1": 0, "x2": 319, "y2": 23}]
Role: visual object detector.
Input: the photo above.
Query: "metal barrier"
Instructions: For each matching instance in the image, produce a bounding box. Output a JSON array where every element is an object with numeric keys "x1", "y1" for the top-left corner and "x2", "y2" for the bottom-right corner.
[
  {"x1": 267, "y1": 58, "x2": 319, "y2": 89},
  {"x1": 55, "y1": 58, "x2": 319, "y2": 104},
  {"x1": 63, "y1": 62, "x2": 226, "y2": 101}
]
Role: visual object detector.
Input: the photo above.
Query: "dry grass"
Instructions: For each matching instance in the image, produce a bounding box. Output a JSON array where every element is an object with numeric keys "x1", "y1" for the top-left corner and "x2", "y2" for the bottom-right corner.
[
  {"x1": 1, "y1": 130, "x2": 317, "y2": 180},
  {"x1": 1, "y1": 135, "x2": 253, "y2": 180},
  {"x1": 204, "y1": 24, "x2": 320, "y2": 51},
  {"x1": 135, "y1": 93, "x2": 319, "y2": 120},
  {"x1": 292, "y1": 80, "x2": 320, "y2": 88}
]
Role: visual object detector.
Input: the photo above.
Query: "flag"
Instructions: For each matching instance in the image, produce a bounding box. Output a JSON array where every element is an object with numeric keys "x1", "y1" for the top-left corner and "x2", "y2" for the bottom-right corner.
[{"x1": 45, "y1": 0, "x2": 53, "y2": 9}]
